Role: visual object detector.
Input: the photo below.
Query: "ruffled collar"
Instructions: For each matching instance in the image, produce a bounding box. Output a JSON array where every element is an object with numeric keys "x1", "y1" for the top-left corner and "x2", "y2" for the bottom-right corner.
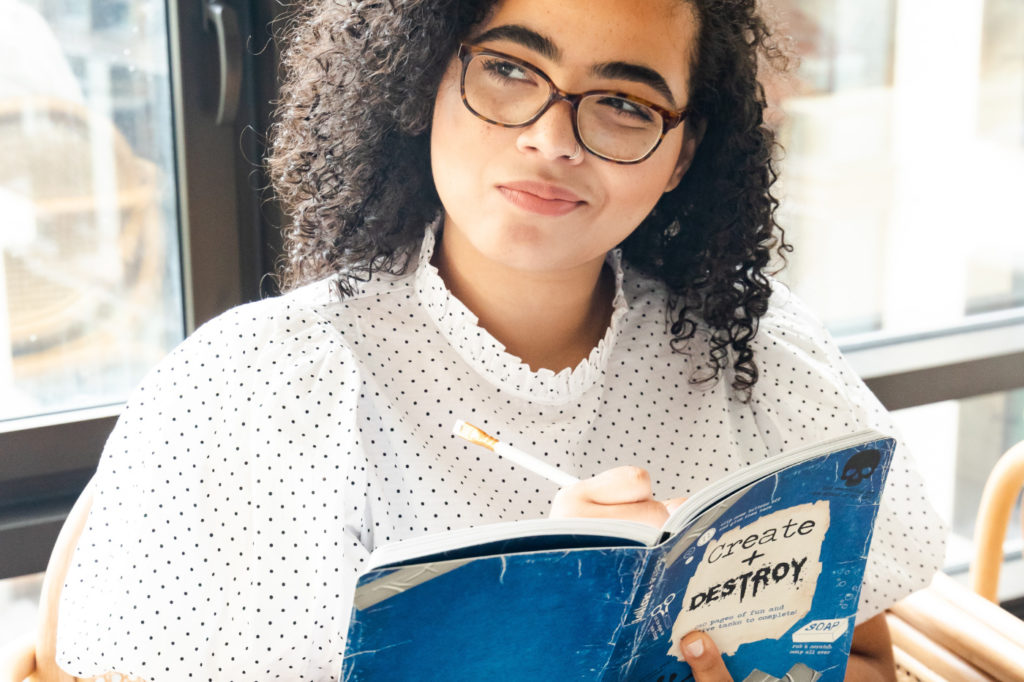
[{"x1": 414, "y1": 224, "x2": 629, "y2": 404}]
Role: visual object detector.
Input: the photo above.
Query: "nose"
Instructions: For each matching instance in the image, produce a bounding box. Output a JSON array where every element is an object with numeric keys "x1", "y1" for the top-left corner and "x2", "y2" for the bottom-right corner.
[{"x1": 515, "y1": 98, "x2": 583, "y2": 164}]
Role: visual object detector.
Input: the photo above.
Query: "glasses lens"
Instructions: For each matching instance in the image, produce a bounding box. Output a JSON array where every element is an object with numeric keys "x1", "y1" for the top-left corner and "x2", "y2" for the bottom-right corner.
[
  {"x1": 578, "y1": 95, "x2": 662, "y2": 162},
  {"x1": 464, "y1": 54, "x2": 551, "y2": 125}
]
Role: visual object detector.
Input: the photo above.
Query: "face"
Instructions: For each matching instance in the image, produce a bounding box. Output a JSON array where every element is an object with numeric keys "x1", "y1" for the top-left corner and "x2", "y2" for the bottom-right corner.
[{"x1": 430, "y1": 0, "x2": 700, "y2": 274}]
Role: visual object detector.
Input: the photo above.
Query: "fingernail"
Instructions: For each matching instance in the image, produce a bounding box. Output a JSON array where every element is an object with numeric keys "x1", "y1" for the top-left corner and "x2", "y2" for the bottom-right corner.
[{"x1": 684, "y1": 637, "x2": 704, "y2": 659}]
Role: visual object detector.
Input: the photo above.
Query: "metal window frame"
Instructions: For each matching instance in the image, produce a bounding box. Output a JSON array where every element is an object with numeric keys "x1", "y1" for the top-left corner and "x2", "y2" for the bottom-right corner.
[
  {"x1": 848, "y1": 310, "x2": 1024, "y2": 410},
  {"x1": 0, "y1": 0, "x2": 282, "y2": 581}
]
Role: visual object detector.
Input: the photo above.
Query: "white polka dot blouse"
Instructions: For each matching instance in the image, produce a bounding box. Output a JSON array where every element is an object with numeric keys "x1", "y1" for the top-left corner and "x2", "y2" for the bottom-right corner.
[{"x1": 56, "y1": 226, "x2": 946, "y2": 680}]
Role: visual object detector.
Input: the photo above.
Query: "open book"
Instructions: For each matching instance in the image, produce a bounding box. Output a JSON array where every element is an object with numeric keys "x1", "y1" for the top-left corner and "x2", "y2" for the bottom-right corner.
[{"x1": 341, "y1": 430, "x2": 895, "y2": 682}]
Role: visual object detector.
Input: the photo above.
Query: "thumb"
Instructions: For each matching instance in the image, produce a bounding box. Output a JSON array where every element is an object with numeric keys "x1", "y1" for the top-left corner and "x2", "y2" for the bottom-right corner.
[{"x1": 681, "y1": 631, "x2": 732, "y2": 681}]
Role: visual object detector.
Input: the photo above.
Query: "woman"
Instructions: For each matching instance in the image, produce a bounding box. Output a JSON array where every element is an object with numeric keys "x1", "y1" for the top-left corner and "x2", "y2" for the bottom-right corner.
[{"x1": 57, "y1": 0, "x2": 945, "y2": 679}]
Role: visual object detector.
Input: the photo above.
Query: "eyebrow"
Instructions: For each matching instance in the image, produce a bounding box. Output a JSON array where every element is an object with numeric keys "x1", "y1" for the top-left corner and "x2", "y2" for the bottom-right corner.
[
  {"x1": 471, "y1": 24, "x2": 678, "y2": 108},
  {"x1": 592, "y1": 61, "x2": 677, "y2": 108},
  {"x1": 472, "y1": 24, "x2": 561, "y2": 61}
]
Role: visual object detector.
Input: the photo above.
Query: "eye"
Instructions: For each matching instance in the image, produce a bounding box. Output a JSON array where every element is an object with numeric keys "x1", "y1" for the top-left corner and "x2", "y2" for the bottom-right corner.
[
  {"x1": 480, "y1": 57, "x2": 536, "y2": 84},
  {"x1": 596, "y1": 96, "x2": 655, "y2": 123}
]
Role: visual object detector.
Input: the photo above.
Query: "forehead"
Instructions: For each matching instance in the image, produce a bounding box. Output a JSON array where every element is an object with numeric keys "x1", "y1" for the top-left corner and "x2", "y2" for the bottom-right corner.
[{"x1": 478, "y1": 0, "x2": 698, "y2": 97}]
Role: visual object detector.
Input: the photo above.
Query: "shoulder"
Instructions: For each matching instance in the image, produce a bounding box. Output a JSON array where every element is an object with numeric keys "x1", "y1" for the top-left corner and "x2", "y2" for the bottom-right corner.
[
  {"x1": 94, "y1": 276, "x2": 386, "y2": 492},
  {"x1": 753, "y1": 280, "x2": 846, "y2": 368},
  {"x1": 122, "y1": 272, "x2": 425, "y2": 419},
  {"x1": 615, "y1": 265, "x2": 829, "y2": 361},
  {"x1": 753, "y1": 276, "x2": 856, "y2": 385},
  {"x1": 759, "y1": 281, "x2": 836, "y2": 342},
  {"x1": 115, "y1": 277, "x2": 380, "y2": 429},
  {"x1": 193, "y1": 277, "x2": 340, "y2": 343},
  {"x1": 176, "y1": 272, "x2": 414, "y2": 362},
  {"x1": 747, "y1": 280, "x2": 895, "y2": 444}
]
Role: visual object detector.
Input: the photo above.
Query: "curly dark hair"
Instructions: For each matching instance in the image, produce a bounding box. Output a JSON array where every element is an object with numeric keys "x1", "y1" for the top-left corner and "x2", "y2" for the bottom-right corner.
[{"x1": 268, "y1": 0, "x2": 791, "y2": 395}]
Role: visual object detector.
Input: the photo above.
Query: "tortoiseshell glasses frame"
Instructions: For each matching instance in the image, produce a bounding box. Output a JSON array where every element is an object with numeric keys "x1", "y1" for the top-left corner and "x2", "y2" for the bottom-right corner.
[{"x1": 457, "y1": 43, "x2": 688, "y2": 164}]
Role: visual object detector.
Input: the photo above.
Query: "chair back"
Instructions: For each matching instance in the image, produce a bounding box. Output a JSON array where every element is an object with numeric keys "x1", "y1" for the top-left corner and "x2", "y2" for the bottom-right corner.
[{"x1": 970, "y1": 439, "x2": 1024, "y2": 602}]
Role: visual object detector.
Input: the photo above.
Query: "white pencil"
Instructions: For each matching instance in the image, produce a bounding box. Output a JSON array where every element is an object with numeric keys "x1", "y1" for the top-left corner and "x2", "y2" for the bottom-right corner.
[{"x1": 452, "y1": 420, "x2": 580, "y2": 488}]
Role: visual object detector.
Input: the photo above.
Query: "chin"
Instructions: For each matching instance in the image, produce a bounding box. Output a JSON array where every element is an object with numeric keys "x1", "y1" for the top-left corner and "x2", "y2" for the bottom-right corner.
[{"x1": 476, "y1": 220, "x2": 582, "y2": 270}]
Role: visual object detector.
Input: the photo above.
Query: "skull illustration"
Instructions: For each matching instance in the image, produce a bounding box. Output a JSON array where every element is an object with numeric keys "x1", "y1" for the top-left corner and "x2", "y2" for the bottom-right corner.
[{"x1": 841, "y1": 449, "x2": 880, "y2": 487}]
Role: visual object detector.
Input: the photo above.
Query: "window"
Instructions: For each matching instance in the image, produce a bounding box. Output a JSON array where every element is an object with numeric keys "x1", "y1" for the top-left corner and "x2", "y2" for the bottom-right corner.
[
  {"x1": 0, "y1": 0, "x2": 281, "y2": 580},
  {"x1": 891, "y1": 388, "x2": 1024, "y2": 572},
  {"x1": 1, "y1": 0, "x2": 185, "y2": 423},
  {"x1": 770, "y1": 0, "x2": 1024, "y2": 581},
  {"x1": 773, "y1": 0, "x2": 1024, "y2": 336}
]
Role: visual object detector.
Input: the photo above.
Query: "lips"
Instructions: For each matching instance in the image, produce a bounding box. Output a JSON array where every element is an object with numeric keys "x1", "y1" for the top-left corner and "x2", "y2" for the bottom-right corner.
[{"x1": 498, "y1": 180, "x2": 586, "y2": 217}]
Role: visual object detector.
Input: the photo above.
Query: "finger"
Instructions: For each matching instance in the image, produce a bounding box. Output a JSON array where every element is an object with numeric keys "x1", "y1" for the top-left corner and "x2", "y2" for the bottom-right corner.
[
  {"x1": 572, "y1": 466, "x2": 654, "y2": 505},
  {"x1": 577, "y1": 498, "x2": 669, "y2": 528},
  {"x1": 681, "y1": 631, "x2": 732, "y2": 681},
  {"x1": 661, "y1": 496, "x2": 687, "y2": 514},
  {"x1": 551, "y1": 489, "x2": 669, "y2": 527}
]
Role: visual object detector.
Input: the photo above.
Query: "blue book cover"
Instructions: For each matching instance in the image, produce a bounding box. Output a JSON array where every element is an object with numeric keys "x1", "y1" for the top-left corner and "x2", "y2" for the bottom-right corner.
[{"x1": 341, "y1": 430, "x2": 895, "y2": 682}]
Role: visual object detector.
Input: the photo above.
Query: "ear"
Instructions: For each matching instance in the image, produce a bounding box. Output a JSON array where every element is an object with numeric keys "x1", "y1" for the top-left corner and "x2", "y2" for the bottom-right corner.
[{"x1": 664, "y1": 118, "x2": 706, "y2": 193}]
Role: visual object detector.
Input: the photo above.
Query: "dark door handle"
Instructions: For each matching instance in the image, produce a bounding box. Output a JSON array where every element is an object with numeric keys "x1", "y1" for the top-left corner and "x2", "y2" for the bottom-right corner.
[{"x1": 202, "y1": 0, "x2": 242, "y2": 125}]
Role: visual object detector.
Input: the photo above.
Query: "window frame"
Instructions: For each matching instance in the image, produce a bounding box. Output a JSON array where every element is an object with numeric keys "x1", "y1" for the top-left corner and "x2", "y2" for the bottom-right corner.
[{"x1": 849, "y1": 312, "x2": 1024, "y2": 410}]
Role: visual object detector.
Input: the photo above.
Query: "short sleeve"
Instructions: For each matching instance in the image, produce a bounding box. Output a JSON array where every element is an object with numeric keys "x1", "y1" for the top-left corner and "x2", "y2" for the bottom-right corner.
[
  {"x1": 748, "y1": 285, "x2": 948, "y2": 622},
  {"x1": 56, "y1": 297, "x2": 371, "y2": 681}
]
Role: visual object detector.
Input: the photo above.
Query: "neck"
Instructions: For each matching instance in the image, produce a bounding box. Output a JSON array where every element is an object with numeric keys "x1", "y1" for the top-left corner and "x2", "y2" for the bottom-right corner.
[{"x1": 432, "y1": 225, "x2": 616, "y2": 373}]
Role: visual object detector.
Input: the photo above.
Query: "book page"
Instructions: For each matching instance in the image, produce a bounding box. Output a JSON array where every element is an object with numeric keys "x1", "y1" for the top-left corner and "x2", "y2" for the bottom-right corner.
[
  {"x1": 666, "y1": 501, "x2": 828, "y2": 657},
  {"x1": 603, "y1": 437, "x2": 894, "y2": 682}
]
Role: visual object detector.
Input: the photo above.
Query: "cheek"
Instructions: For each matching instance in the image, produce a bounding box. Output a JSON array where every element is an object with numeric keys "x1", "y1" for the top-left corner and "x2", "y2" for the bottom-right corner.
[
  {"x1": 602, "y1": 159, "x2": 678, "y2": 227},
  {"x1": 430, "y1": 67, "x2": 500, "y2": 202},
  {"x1": 430, "y1": 69, "x2": 462, "y2": 165},
  {"x1": 430, "y1": 73, "x2": 474, "y2": 206}
]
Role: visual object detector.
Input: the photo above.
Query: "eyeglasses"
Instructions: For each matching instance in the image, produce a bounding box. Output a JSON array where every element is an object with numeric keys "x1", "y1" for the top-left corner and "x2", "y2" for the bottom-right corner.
[{"x1": 457, "y1": 43, "x2": 687, "y2": 164}]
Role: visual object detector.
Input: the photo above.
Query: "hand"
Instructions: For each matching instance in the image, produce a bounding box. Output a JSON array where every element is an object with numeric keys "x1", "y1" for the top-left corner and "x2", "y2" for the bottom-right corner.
[
  {"x1": 679, "y1": 631, "x2": 734, "y2": 681},
  {"x1": 550, "y1": 466, "x2": 685, "y2": 528}
]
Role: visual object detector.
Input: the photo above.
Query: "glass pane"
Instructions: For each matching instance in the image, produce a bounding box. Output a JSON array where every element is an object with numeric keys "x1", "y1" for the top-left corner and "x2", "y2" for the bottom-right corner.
[
  {"x1": 893, "y1": 387, "x2": 1024, "y2": 572},
  {"x1": 0, "y1": 572, "x2": 43, "y2": 649},
  {"x1": 0, "y1": 0, "x2": 184, "y2": 421},
  {"x1": 769, "y1": 0, "x2": 1024, "y2": 337}
]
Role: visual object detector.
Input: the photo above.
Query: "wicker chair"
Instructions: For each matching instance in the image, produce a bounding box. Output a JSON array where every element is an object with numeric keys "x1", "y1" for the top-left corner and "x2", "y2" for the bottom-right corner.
[
  {"x1": 887, "y1": 439, "x2": 1024, "y2": 681},
  {"x1": 970, "y1": 440, "x2": 1024, "y2": 603}
]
